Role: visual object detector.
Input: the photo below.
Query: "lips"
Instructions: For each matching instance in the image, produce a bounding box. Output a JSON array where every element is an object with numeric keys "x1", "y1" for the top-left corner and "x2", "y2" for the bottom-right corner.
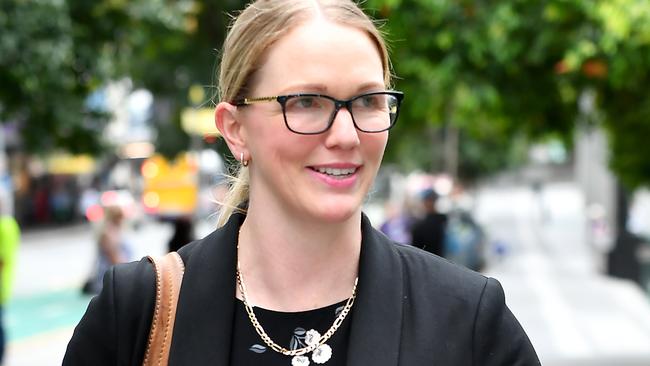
[{"x1": 308, "y1": 164, "x2": 360, "y2": 179}]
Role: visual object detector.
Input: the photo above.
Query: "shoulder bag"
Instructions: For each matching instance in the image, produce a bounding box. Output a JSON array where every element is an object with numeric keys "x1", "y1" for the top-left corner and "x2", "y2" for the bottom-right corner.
[{"x1": 142, "y1": 251, "x2": 185, "y2": 366}]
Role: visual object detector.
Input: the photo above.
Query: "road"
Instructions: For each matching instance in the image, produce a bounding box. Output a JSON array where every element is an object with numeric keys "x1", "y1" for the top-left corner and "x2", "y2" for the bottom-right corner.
[
  {"x1": 475, "y1": 182, "x2": 650, "y2": 365},
  {"x1": 5, "y1": 182, "x2": 650, "y2": 365}
]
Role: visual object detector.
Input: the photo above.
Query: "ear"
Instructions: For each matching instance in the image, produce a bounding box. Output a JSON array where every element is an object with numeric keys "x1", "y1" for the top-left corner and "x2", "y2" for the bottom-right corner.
[{"x1": 215, "y1": 102, "x2": 248, "y2": 159}]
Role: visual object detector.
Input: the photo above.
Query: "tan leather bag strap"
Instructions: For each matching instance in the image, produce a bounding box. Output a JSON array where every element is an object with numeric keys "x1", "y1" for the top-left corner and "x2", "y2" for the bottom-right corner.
[{"x1": 143, "y1": 252, "x2": 185, "y2": 366}]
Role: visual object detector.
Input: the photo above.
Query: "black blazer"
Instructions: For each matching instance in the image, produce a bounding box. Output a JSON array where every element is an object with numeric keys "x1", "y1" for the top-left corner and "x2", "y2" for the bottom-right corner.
[{"x1": 63, "y1": 212, "x2": 540, "y2": 365}]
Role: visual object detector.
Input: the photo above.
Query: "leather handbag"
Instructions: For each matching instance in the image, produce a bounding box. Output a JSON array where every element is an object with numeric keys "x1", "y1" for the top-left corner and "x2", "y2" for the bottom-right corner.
[{"x1": 142, "y1": 252, "x2": 185, "y2": 366}]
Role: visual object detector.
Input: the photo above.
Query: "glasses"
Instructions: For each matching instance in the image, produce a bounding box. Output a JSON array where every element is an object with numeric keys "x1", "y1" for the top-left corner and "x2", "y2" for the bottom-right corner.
[{"x1": 232, "y1": 91, "x2": 404, "y2": 135}]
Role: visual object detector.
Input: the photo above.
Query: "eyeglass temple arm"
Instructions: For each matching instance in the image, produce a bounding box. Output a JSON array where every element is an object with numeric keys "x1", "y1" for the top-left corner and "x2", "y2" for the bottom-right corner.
[{"x1": 231, "y1": 96, "x2": 279, "y2": 106}]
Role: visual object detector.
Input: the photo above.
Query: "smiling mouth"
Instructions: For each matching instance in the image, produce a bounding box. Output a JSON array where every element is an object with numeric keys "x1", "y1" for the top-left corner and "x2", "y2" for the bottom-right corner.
[{"x1": 309, "y1": 166, "x2": 358, "y2": 178}]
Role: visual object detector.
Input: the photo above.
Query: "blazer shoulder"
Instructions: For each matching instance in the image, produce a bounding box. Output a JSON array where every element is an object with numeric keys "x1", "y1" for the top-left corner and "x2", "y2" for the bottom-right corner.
[
  {"x1": 391, "y1": 239, "x2": 489, "y2": 292},
  {"x1": 64, "y1": 258, "x2": 157, "y2": 365},
  {"x1": 473, "y1": 278, "x2": 541, "y2": 365},
  {"x1": 175, "y1": 225, "x2": 224, "y2": 263},
  {"x1": 112, "y1": 258, "x2": 160, "y2": 364},
  {"x1": 391, "y1": 241, "x2": 539, "y2": 365}
]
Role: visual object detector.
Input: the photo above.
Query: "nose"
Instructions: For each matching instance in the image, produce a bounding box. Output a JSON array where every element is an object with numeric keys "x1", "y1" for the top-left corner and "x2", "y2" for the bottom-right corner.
[{"x1": 324, "y1": 106, "x2": 360, "y2": 149}]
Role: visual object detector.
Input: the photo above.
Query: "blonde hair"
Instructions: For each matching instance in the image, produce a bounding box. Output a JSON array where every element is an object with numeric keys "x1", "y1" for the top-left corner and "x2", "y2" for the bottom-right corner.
[{"x1": 216, "y1": 0, "x2": 393, "y2": 227}]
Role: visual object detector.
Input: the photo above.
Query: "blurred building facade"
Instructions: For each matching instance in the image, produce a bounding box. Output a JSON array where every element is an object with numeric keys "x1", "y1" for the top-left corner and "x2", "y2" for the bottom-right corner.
[{"x1": 1, "y1": 79, "x2": 156, "y2": 227}]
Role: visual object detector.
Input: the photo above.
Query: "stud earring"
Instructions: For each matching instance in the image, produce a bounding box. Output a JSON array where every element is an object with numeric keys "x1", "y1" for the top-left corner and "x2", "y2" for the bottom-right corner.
[{"x1": 240, "y1": 152, "x2": 249, "y2": 167}]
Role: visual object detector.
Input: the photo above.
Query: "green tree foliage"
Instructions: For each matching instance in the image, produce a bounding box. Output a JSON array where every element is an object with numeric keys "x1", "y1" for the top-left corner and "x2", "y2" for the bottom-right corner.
[
  {"x1": 366, "y1": 0, "x2": 650, "y2": 187},
  {"x1": 0, "y1": 0, "x2": 102, "y2": 154},
  {"x1": 125, "y1": 0, "x2": 247, "y2": 159},
  {"x1": 0, "y1": 0, "x2": 225, "y2": 153},
  {"x1": 586, "y1": 1, "x2": 650, "y2": 189},
  {"x1": 3, "y1": 0, "x2": 649, "y2": 188},
  {"x1": 366, "y1": 0, "x2": 581, "y2": 182}
]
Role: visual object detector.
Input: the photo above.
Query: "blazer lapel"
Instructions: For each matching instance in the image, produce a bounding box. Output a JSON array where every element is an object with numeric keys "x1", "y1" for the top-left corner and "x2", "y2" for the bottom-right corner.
[
  {"x1": 169, "y1": 213, "x2": 245, "y2": 365},
  {"x1": 347, "y1": 214, "x2": 404, "y2": 366}
]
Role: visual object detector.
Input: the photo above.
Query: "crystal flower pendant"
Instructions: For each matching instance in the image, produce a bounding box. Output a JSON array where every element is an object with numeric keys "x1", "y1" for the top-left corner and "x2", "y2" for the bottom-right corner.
[
  {"x1": 290, "y1": 329, "x2": 332, "y2": 365},
  {"x1": 311, "y1": 344, "x2": 332, "y2": 364},
  {"x1": 291, "y1": 355, "x2": 310, "y2": 366}
]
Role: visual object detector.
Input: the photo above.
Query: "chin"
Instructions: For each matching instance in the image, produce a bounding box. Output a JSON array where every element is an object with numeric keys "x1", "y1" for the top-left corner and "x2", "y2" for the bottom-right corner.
[
  {"x1": 307, "y1": 197, "x2": 362, "y2": 223},
  {"x1": 317, "y1": 210, "x2": 357, "y2": 223}
]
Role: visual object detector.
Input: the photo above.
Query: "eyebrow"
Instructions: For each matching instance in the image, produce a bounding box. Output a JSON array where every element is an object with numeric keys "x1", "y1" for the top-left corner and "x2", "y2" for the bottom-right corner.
[
  {"x1": 355, "y1": 81, "x2": 386, "y2": 93},
  {"x1": 278, "y1": 83, "x2": 328, "y2": 94},
  {"x1": 278, "y1": 81, "x2": 386, "y2": 95}
]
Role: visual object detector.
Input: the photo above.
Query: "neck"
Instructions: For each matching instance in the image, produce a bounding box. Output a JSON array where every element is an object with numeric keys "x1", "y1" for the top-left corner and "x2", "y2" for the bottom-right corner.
[{"x1": 236, "y1": 202, "x2": 362, "y2": 312}]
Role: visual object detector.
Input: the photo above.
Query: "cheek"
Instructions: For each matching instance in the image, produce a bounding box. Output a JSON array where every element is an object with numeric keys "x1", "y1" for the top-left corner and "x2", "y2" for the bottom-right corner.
[
  {"x1": 362, "y1": 134, "x2": 388, "y2": 162},
  {"x1": 251, "y1": 128, "x2": 317, "y2": 167}
]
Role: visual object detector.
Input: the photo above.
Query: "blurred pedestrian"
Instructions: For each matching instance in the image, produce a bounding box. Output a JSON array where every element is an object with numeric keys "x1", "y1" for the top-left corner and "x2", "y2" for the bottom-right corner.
[
  {"x1": 531, "y1": 179, "x2": 549, "y2": 223},
  {"x1": 82, "y1": 205, "x2": 131, "y2": 295},
  {"x1": 379, "y1": 201, "x2": 414, "y2": 244},
  {"x1": 411, "y1": 188, "x2": 448, "y2": 257},
  {"x1": 64, "y1": 1, "x2": 539, "y2": 365},
  {"x1": 0, "y1": 203, "x2": 20, "y2": 364},
  {"x1": 167, "y1": 216, "x2": 194, "y2": 253},
  {"x1": 78, "y1": 177, "x2": 100, "y2": 221},
  {"x1": 442, "y1": 183, "x2": 486, "y2": 270}
]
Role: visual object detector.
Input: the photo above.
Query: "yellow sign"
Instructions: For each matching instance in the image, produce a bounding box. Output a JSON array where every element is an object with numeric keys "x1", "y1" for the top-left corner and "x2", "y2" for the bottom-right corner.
[
  {"x1": 47, "y1": 154, "x2": 95, "y2": 175},
  {"x1": 141, "y1": 153, "x2": 198, "y2": 216},
  {"x1": 181, "y1": 108, "x2": 220, "y2": 137}
]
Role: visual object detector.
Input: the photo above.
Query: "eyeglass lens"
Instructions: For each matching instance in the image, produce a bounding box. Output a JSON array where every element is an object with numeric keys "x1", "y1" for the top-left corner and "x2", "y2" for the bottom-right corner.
[{"x1": 283, "y1": 93, "x2": 399, "y2": 134}]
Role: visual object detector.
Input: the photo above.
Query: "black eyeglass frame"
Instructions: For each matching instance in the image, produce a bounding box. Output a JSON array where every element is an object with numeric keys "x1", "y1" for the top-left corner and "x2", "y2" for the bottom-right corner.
[{"x1": 231, "y1": 91, "x2": 404, "y2": 135}]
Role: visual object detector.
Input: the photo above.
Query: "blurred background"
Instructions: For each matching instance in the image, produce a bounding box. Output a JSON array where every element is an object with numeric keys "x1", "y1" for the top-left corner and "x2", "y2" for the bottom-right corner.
[{"x1": 1, "y1": 0, "x2": 650, "y2": 365}]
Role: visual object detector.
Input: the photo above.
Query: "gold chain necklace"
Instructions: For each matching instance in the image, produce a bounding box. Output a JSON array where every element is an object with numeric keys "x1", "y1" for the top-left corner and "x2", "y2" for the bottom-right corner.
[{"x1": 236, "y1": 233, "x2": 358, "y2": 362}]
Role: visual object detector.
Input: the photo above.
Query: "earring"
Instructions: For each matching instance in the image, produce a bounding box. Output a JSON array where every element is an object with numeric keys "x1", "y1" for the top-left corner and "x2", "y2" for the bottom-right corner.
[{"x1": 240, "y1": 152, "x2": 249, "y2": 167}]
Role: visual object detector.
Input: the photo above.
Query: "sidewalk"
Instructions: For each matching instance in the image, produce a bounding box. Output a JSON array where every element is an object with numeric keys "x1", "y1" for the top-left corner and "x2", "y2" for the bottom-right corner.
[
  {"x1": 5, "y1": 327, "x2": 75, "y2": 366},
  {"x1": 476, "y1": 182, "x2": 650, "y2": 365},
  {"x1": 4, "y1": 220, "x2": 171, "y2": 366}
]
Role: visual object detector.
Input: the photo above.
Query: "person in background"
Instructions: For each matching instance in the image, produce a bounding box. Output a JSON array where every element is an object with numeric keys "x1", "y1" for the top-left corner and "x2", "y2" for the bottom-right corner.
[
  {"x1": 411, "y1": 188, "x2": 448, "y2": 257},
  {"x1": 167, "y1": 216, "x2": 195, "y2": 253},
  {"x1": 83, "y1": 205, "x2": 131, "y2": 295},
  {"x1": 0, "y1": 202, "x2": 20, "y2": 364},
  {"x1": 64, "y1": 1, "x2": 539, "y2": 364},
  {"x1": 379, "y1": 200, "x2": 413, "y2": 245}
]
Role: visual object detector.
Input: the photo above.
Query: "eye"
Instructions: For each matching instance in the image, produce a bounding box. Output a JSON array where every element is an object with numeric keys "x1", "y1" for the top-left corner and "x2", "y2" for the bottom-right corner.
[
  {"x1": 354, "y1": 94, "x2": 382, "y2": 109},
  {"x1": 286, "y1": 96, "x2": 322, "y2": 111}
]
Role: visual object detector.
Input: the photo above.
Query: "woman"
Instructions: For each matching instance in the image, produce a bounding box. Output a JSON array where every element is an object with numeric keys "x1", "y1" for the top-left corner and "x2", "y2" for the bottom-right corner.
[{"x1": 64, "y1": 0, "x2": 540, "y2": 365}]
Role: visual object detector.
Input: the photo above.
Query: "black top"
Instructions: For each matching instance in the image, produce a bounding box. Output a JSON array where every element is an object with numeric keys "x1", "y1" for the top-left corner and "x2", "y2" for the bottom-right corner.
[{"x1": 230, "y1": 299, "x2": 351, "y2": 366}]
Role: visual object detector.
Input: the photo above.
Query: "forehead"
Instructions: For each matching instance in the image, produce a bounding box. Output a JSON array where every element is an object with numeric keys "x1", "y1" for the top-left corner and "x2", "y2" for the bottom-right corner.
[{"x1": 253, "y1": 19, "x2": 385, "y2": 94}]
